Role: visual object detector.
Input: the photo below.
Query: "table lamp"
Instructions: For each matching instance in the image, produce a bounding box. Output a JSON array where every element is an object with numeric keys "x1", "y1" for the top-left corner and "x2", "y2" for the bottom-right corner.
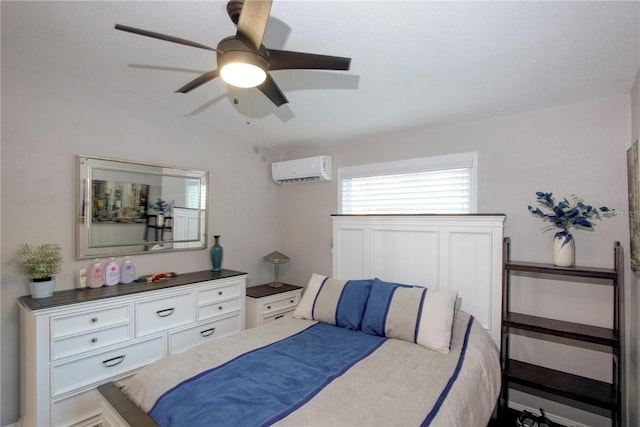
[{"x1": 263, "y1": 251, "x2": 290, "y2": 288}]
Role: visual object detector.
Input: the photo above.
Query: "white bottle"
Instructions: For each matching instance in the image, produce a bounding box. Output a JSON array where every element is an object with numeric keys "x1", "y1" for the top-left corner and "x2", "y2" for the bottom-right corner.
[
  {"x1": 105, "y1": 258, "x2": 120, "y2": 286},
  {"x1": 76, "y1": 268, "x2": 87, "y2": 290},
  {"x1": 88, "y1": 259, "x2": 104, "y2": 288},
  {"x1": 120, "y1": 256, "x2": 136, "y2": 284}
]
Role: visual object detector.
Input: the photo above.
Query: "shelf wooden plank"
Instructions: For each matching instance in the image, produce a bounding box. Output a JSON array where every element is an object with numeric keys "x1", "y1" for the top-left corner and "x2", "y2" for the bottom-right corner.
[
  {"x1": 504, "y1": 312, "x2": 618, "y2": 346},
  {"x1": 504, "y1": 360, "x2": 617, "y2": 409},
  {"x1": 505, "y1": 261, "x2": 617, "y2": 281}
]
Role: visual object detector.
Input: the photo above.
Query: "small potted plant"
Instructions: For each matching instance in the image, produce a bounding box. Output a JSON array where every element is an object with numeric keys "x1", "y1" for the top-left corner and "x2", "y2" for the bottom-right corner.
[
  {"x1": 18, "y1": 243, "x2": 63, "y2": 298},
  {"x1": 528, "y1": 192, "x2": 615, "y2": 266}
]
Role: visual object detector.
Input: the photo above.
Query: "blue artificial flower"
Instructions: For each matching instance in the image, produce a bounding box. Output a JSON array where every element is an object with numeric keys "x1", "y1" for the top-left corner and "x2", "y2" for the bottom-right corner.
[
  {"x1": 149, "y1": 198, "x2": 171, "y2": 214},
  {"x1": 528, "y1": 192, "x2": 615, "y2": 246}
]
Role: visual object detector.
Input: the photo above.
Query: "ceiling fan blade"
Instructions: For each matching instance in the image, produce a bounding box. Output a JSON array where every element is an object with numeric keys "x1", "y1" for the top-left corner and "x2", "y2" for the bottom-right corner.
[
  {"x1": 176, "y1": 70, "x2": 220, "y2": 94},
  {"x1": 257, "y1": 73, "x2": 288, "y2": 107},
  {"x1": 236, "y1": 0, "x2": 272, "y2": 50},
  {"x1": 267, "y1": 49, "x2": 351, "y2": 71},
  {"x1": 115, "y1": 24, "x2": 221, "y2": 53}
]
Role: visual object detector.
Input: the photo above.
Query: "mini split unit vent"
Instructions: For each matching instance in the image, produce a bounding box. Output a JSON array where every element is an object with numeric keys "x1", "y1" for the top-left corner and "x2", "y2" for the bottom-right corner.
[{"x1": 272, "y1": 156, "x2": 332, "y2": 184}]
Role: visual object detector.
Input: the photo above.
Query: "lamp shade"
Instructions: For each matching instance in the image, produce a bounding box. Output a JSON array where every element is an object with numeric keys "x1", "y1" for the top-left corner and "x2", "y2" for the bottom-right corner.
[
  {"x1": 263, "y1": 251, "x2": 290, "y2": 264},
  {"x1": 263, "y1": 251, "x2": 289, "y2": 288}
]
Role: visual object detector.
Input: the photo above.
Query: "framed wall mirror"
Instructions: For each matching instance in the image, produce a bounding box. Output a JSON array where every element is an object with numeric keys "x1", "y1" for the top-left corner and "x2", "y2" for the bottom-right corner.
[{"x1": 76, "y1": 155, "x2": 208, "y2": 259}]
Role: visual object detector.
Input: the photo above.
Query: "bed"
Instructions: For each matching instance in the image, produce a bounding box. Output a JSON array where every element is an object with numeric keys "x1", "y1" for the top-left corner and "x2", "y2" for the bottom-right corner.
[{"x1": 99, "y1": 214, "x2": 505, "y2": 427}]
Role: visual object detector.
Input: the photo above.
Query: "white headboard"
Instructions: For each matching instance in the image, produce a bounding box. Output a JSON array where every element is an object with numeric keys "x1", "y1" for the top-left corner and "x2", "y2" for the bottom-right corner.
[{"x1": 332, "y1": 214, "x2": 506, "y2": 345}]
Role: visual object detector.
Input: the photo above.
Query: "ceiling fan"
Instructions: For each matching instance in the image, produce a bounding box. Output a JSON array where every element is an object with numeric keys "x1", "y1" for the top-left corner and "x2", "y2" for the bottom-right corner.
[{"x1": 115, "y1": 0, "x2": 351, "y2": 107}]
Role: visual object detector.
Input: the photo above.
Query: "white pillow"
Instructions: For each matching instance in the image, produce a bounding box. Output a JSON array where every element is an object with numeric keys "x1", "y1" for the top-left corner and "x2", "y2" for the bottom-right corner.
[{"x1": 361, "y1": 278, "x2": 458, "y2": 353}]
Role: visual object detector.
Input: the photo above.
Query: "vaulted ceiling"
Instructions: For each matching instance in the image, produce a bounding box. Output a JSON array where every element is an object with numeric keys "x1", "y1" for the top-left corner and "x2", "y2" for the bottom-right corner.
[{"x1": 3, "y1": 1, "x2": 639, "y2": 150}]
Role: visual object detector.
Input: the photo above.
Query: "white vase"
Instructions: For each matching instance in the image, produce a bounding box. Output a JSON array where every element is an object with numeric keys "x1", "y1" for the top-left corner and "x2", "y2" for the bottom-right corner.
[
  {"x1": 29, "y1": 278, "x2": 54, "y2": 299},
  {"x1": 553, "y1": 235, "x2": 575, "y2": 267},
  {"x1": 156, "y1": 214, "x2": 164, "y2": 227}
]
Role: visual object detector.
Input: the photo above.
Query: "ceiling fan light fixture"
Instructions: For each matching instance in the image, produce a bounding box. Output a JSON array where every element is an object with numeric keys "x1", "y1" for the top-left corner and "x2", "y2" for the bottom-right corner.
[
  {"x1": 220, "y1": 62, "x2": 266, "y2": 88},
  {"x1": 220, "y1": 51, "x2": 268, "y2": 88}
]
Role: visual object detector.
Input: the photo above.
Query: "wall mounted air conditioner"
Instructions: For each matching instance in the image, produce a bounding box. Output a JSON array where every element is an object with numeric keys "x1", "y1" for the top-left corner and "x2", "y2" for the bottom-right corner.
[{"x1": 272, "y1": 156, "x2": 332, "y2": 183}]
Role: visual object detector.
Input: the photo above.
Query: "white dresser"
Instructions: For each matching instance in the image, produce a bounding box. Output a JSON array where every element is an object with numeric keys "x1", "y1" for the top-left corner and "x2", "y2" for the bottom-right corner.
[{"x1": 18, "y1": 269, "x2": 247, "y2": 427}]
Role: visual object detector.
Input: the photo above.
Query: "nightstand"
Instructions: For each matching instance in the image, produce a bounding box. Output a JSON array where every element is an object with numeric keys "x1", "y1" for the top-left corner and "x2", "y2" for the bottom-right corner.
[{"x1": 246, "y1": 283, "x2": 303, "y2": 328}]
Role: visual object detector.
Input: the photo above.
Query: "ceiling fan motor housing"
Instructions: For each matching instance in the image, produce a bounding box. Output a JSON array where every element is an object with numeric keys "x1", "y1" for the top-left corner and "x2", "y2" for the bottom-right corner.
[{"x1": 217, "y1": 37, "x2": 269, "y2": 71}]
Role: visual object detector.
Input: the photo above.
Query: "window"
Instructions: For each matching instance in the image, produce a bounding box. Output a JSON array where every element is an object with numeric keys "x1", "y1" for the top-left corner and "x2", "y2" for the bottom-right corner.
[
  {"x1": 186, "y1": 179, "x2": 206, "y2": 210},
  {"x1": 338, "y1": 152, "x2": 477, "y2": 214}
]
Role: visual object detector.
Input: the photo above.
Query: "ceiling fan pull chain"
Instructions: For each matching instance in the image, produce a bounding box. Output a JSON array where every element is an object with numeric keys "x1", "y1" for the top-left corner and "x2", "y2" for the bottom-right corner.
[{"x1": 245, "y1": 88, "x2": 253, "y2": 125}]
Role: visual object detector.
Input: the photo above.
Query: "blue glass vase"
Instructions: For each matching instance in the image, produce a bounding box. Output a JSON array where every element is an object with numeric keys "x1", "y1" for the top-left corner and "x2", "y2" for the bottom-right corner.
[{"x1": 211, "y1": 235, "x2": 223, "y2": 272}]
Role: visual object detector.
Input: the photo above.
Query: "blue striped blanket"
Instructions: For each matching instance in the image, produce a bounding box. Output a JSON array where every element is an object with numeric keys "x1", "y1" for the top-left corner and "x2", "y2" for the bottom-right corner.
[
  {"x1": 121, "y1": 310, "x2": 499, "y2": 427},
  {"x1": 150, "y1": 323, "x2": 386, "y2": 426}
]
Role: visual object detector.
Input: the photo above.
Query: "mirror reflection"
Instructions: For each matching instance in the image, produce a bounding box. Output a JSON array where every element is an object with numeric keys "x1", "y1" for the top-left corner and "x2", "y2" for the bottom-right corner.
[
  {"x1": 76, "y1": 155, "x2": 208, "y2": 259},
  {"x1": 91, "y1": 180, "x2": 149, "y2": 223}
]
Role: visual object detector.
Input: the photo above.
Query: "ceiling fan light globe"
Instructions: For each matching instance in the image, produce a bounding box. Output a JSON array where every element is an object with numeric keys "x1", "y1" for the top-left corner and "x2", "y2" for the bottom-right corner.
[{"x1": 220, "y1": 62, "x2": 267, "y2": 88}]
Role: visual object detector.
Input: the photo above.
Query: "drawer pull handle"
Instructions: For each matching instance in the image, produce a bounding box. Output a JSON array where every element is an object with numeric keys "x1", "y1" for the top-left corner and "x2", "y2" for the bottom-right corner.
[
  {"x1": 102, "y1": 355, "x2": 125, "y2": 367},
  {"x1": 290, "y1": 300, "x2": 294, "y2": 304},
  {"x1": 91, "y1": 317, "x2": 98, "y2": 323},
  {"x1": 274, "y1": 314, "x2": 286, "y2": 320},
  {"x1": 218, "y1": 306, "x2": 223, "y2": 310},
  {"x1": 156, "y1": 308, "x2": 175, "y2": 317},
  {"x1": 267, "y1": 305, "x2": 271, "y2": 310},
  {"x1": 218, "y1": 291, "x2": 223, "y2": 296},
  {"x1": 91, "y1": 337, "x2": 98, "y2": 343},
  {"x1": 201, "y1": 327, "x2": 216, "y2": 337}
]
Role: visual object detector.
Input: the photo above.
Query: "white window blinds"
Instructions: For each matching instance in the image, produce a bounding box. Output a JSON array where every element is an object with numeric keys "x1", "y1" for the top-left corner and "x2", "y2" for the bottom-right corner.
[
  {"x1": 338, "y1": 152, "x2": 477, "y2": 214},
  {"x1": 186, "y1": 179, "x2": 206, "y2": 209}
]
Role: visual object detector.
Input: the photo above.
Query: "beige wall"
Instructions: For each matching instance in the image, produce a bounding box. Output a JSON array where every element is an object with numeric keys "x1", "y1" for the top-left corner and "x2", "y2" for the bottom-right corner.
[
  {"x1": 0, "y1": 31, "x2": 284, "y2": 426},
  {"x1": 278, "y1": 94, "x2": 632, "y2": 426}
]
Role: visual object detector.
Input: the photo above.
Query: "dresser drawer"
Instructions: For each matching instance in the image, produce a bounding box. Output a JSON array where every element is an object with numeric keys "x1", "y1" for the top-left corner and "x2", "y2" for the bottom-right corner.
[
  {"x1": 262, "y1": 293, "x2": 300, "y2": 316},
  {"x1": 51, "y1": 336, "x2": 164, "y2": 397},
  {"x1": 51, "y1": 305, "x2": 131, "y2": 339},
  {"x1": 169, "y1": 314, "x2": 241, "y2": 354},
  {"x1": 51, "y1": 323, "x2": 132, "y2": 360},
  {"x1": 198, "y1": 296, "x2": 241, "y2": 321},
  {"x1": 263, "y1": 309, "x2": 295, "y2": 324},
  {"x1": 198, "y1": 282, "x2": 242, "y2": 305},
  {"x1": 136, "y1": 292, "x2": 194, "y2": 337}
]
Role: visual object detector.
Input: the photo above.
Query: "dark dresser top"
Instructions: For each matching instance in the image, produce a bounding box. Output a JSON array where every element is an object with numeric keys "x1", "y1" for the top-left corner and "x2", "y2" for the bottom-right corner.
[
  {"x1": 246, "y1": 283, "x2": 303, "y2": 299},
  {"x1": 18, "y1": 269, "x2": 247, "y2": 311}
]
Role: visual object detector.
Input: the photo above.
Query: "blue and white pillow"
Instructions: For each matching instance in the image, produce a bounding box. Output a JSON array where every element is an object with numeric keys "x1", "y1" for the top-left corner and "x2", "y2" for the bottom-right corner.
[
  {"x1": 293, "y1": 273, "x2": 373, "y2": 330},
  {"x1": 361, "y1": 278, "x2": 458, "y2": 353}
]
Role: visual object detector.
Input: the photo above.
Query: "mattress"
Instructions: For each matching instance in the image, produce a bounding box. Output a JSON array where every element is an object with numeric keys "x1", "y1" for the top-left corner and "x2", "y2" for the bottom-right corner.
[{"x1": 118, "y1": 309, "x2": 500, "y2": 427}]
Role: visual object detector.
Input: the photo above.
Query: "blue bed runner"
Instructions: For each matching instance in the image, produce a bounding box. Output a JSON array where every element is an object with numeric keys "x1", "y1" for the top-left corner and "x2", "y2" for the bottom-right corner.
[{"x1": 149, "y1": 322, "x2": 386, "y2": 427}]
